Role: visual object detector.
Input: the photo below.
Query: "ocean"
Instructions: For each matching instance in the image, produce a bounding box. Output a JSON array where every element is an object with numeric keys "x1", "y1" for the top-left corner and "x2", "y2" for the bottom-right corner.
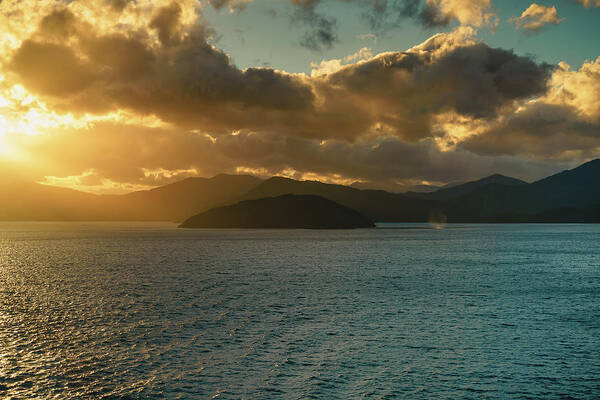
[{"x1": 1, "y1": 222, "x2": 599, "y2": 399}]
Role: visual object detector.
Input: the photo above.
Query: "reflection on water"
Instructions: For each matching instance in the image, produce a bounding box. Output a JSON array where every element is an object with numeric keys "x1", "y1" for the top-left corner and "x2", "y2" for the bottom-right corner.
[{"x1": 1, "y1": 223, "x2": 599, "y2": 399}]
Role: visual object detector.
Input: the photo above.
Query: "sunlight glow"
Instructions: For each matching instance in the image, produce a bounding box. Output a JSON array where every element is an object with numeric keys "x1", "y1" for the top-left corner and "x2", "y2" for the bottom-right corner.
[
  {"x1": 142, "y1": 168, "x2": 201, "y2": 181},
  {"x1": 39, "y1": 170, "x2": 156, "y2": 195},
  {"x1": 236, "y1": 166, "x2": 360, "y2": 186},
  {"x1": 0, "y1": 116, "x2": 12, "y2": 157}
]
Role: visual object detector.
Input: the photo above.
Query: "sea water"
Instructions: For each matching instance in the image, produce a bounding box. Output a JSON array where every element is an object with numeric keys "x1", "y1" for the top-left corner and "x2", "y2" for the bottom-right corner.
[{"x1": 0, "y1": 223, "x2": 599, "y2": 399}]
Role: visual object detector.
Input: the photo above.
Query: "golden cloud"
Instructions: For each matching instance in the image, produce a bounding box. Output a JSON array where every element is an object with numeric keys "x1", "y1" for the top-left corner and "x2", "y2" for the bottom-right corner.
[
  {"x1": 423, "y1": 0, "x2": 497, "y2": 28},
  {"x1": 510, "y1": 3, "x2": 563, "y2": 33}
]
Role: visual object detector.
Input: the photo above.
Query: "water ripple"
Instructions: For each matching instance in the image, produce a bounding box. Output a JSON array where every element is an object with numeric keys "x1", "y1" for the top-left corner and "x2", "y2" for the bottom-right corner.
[{"x1": 0, "y1": 223, "x2": 599, "y2": 398}]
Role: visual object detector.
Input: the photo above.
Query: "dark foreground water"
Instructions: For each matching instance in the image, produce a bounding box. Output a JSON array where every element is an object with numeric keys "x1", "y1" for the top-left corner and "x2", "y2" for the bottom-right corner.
[{"x1": 0, "y1": 223, "x2": 599, "y2": 399}]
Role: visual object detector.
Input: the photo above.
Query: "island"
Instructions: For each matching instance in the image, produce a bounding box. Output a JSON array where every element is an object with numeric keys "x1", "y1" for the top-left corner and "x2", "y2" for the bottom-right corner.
[{"x1": 179, "y1": 194, "x2": 375, "y2": 229}]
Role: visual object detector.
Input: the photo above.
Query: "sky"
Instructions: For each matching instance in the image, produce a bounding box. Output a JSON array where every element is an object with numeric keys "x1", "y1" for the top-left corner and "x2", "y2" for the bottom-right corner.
[{"x1": 0, "y1": 0, "x2": 599, "y2": 193}]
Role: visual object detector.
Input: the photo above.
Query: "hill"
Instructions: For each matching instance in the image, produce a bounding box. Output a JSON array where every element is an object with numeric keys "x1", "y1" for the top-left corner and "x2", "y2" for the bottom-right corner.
[{"x1": 179, "y1": 194, "x2": 375, "y2": 229}]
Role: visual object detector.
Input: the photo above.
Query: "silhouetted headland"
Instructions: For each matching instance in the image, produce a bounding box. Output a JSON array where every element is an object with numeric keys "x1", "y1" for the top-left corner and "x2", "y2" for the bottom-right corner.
[{"x1": 179, "y1": 194, "x2": 375, "y2": 229}]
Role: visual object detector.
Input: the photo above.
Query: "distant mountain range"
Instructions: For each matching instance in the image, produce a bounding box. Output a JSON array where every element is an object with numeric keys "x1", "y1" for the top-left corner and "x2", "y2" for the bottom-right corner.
[
  {"x1": 2, "y1": 159, "x2": 600, "y2": 223},
  {"x1": 406, "y1": 174, "x2": 527, "y2": 201},
  {"x1": 0, "y1": 174, "x2": 261, "y2": 221}
]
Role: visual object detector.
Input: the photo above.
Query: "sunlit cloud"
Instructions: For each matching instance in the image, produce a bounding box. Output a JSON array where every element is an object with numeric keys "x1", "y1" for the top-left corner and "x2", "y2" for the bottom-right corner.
[
  {"x1": 431, "y1": 111, "x2": 491, "y2": 151},
  {"x1": 310, "y1": 47, "x2": 373, "y2": 77},
  {"x1": 39, "y1": 169, "x2": 157, "y2": 194},
  {"x1": 510, "y1": 3, "x2": 563, "y2": 34},
  {"x1": 423, "y1": 0, "x2": 497, "y2": 28},
  {"x1": 143, "y1": 167, "x2": 201, "y2": 181},
  {"x1": 461, "y1": 57, "x2": 600, "y2": 158}
]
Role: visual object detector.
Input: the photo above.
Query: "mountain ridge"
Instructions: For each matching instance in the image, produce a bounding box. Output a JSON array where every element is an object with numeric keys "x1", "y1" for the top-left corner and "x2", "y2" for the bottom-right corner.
[
  {"x1": 2, "y1": 159, "x2": 600, "y2": 222},
  {"x1": 407, "y1": 174, "x2": 527, "y2": 201},
  {"x1": 0, "y1": 174, "x2": 263, "y2": 222}
]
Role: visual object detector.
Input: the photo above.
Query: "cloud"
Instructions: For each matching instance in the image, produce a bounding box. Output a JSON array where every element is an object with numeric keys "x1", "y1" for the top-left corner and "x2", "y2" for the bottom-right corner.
[
  {"x1": 106, "y1": 0, "x2": 129, "y2": 12},
  {"x1": 461, "y1": 58, "x2": 600, "y2": 158},
  {"x1": 11, "y1": 40, "x2": 99, "y2": 96},
  {"x1": 204, "y1": 0, "x2": 497, "y2": 48},
  {"x1": 510, "y1": 3, "x2": 563, "y2": 34},
  {"x1": 357, "y1": 0, "x2": 497, "y2": 32},
  {"x1": 361, "y1": 0, "x2": 422, "y2": 31},
  {"x1": 208, "y1": 0, "x2": 252, "y2": 13},
  {"x1": 421, "y1": 0, "x2": 497, "y2": 28},
  {"x1": 8, "y1": 121, "x2": 570, "y2": 192},
  {"x1": 358, "y1": 33, "x2": 377, "y2": 42},
  {"x1": 294, "y1": 6, "x2": 338, "y2": 51},
  {"x1": 5, "y1": 9, "x2": 552, "y2": 144},
  {"x1": 321, "y1": 27, "x2": 552, "y2": 139},
  {"x1": 6, "y1": 4, "x2": 316, "y2": 131},
  {"x1": 344, "y1": 47, "x2": 374, "y2": 62},
  {"x1": 150, "y1": 2, "x2": 184, "y2": 46},
  {"x1": 578, "y1": 0, "x2": 600, "y2": 7},
  {"x1": 310, "y1": 47, "x2": 372, "y2": 77}
]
